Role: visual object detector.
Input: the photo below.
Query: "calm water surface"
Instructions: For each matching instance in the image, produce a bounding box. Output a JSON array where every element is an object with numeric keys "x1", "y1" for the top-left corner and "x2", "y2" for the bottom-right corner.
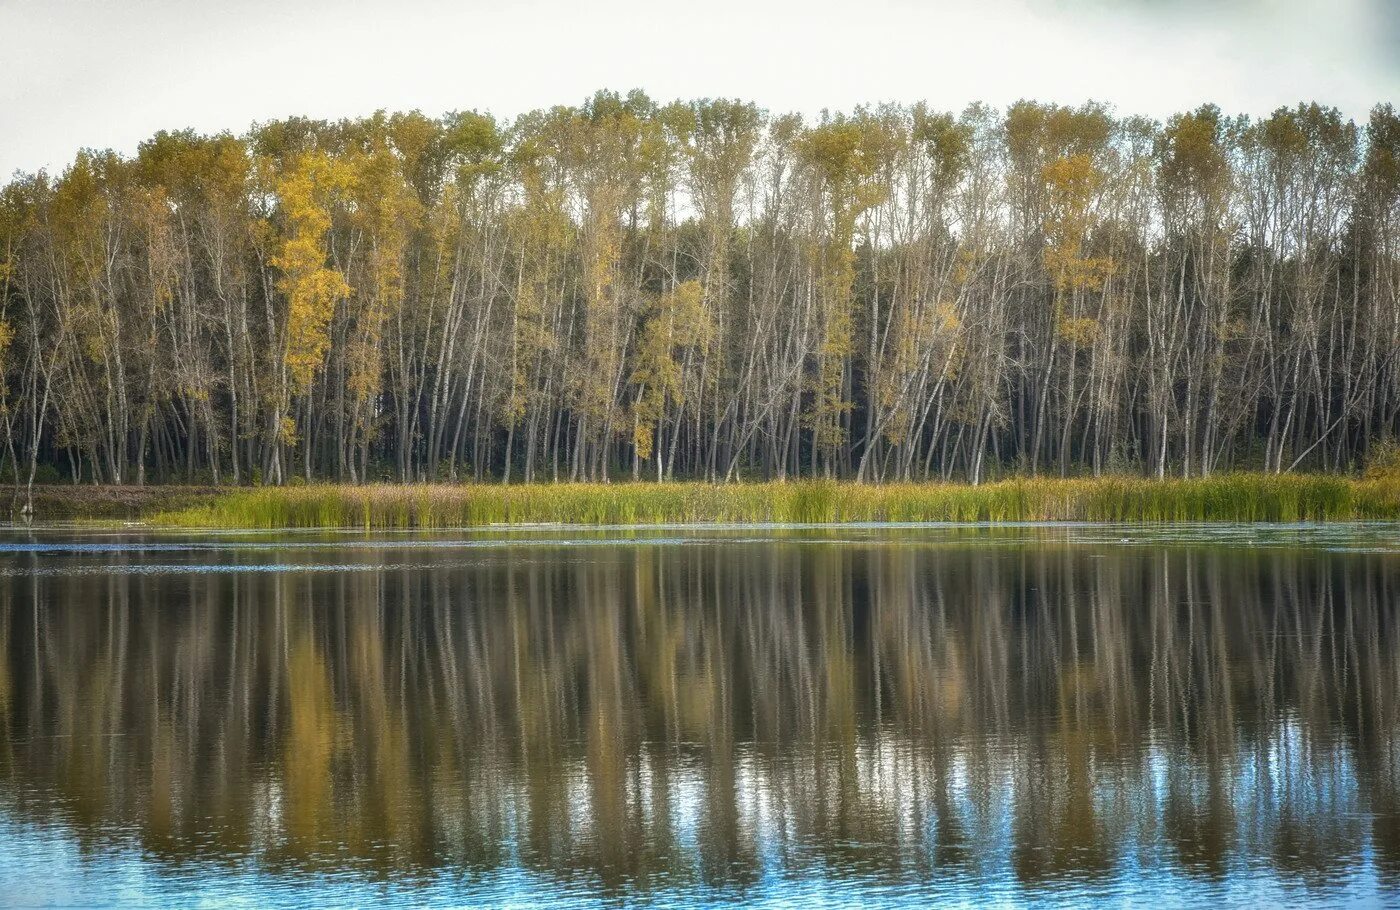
[{"x1": 1, "y1": 523, "x2": 1399, "y2": 908}]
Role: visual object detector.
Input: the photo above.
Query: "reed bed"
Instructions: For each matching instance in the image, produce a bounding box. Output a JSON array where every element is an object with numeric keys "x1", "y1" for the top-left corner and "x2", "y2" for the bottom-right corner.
[{"x1": 151, "y1": 474, "x2": 1400, "y2": 529}]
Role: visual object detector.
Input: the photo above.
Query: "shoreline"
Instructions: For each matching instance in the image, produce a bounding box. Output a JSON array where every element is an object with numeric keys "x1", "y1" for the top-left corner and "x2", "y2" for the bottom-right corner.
[
  {"x1": 8, "y1": 475, "x2": 1392, "y2": 529},
  {"x1": 5, "y1": 485, "x2": 222, "y2": 522}
]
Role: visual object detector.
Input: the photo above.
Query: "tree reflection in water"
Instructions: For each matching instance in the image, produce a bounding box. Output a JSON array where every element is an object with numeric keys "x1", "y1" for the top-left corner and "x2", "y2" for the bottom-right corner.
[{"x1": 0, "y1": 532, "x2": 1397, "y2": 902}]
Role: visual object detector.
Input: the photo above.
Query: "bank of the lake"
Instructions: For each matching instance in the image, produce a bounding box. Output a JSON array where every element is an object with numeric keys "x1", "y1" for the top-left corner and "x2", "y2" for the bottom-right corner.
[
  {"x1": 118, "y1": 474, "x2": 1400, "y2": 529},
  {"x1": 2, "y1": 484, "x2": 221, "y2": 521}
]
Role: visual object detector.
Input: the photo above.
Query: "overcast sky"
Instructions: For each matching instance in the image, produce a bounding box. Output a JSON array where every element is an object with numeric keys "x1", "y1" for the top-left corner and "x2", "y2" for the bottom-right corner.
[{"x1": 2, "y1": 0, "x2": 1397, "y2": 179}]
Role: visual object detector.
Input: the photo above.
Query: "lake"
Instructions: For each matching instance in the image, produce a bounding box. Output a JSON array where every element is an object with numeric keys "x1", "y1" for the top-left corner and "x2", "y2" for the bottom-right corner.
[{"x1": 1, "y1": 524, "x2": 1398, "y2": 907}]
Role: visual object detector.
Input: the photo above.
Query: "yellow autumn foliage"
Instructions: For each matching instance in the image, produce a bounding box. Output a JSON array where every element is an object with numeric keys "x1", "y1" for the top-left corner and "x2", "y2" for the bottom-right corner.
[{"x1": 272, "y1": 151, "x2": 354, "y2": 396}]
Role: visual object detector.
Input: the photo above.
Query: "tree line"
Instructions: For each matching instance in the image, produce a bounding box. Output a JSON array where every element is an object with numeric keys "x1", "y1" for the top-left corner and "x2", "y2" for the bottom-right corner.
[{"x1": 1, "y1": 91, "x2": 1397, "y2": 486}]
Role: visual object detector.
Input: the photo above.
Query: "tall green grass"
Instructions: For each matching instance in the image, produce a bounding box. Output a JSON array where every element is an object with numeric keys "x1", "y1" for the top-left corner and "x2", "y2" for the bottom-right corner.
[{"x1": 151, "y1": 474, "x2": 1400, "y2": 530}]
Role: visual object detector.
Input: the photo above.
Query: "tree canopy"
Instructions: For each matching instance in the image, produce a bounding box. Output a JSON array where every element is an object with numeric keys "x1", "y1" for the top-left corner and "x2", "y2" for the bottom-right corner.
[{"x1": 1, "y1": 92, "x2": 1397, "y2": 485}]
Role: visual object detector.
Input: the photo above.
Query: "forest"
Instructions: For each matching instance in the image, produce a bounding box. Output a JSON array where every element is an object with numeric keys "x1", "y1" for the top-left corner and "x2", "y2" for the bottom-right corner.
[{"x1": 0, "y1": 91, "x2": 1397, "y2": 486}]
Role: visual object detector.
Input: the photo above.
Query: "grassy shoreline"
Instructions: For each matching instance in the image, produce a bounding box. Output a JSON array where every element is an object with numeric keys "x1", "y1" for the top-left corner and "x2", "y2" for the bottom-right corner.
[
  {"x1": 1, "y1": 484, "x2": 221, "y2": 522},
  {"x1": 133, "y1": 474, "x2": 1400, "y2": 529}
]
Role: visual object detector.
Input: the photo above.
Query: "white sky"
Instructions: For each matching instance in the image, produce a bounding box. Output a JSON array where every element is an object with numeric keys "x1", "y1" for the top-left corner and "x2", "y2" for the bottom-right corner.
[{"x1": 2, "y1": 0, "x2": 1397, "y2": 179}]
